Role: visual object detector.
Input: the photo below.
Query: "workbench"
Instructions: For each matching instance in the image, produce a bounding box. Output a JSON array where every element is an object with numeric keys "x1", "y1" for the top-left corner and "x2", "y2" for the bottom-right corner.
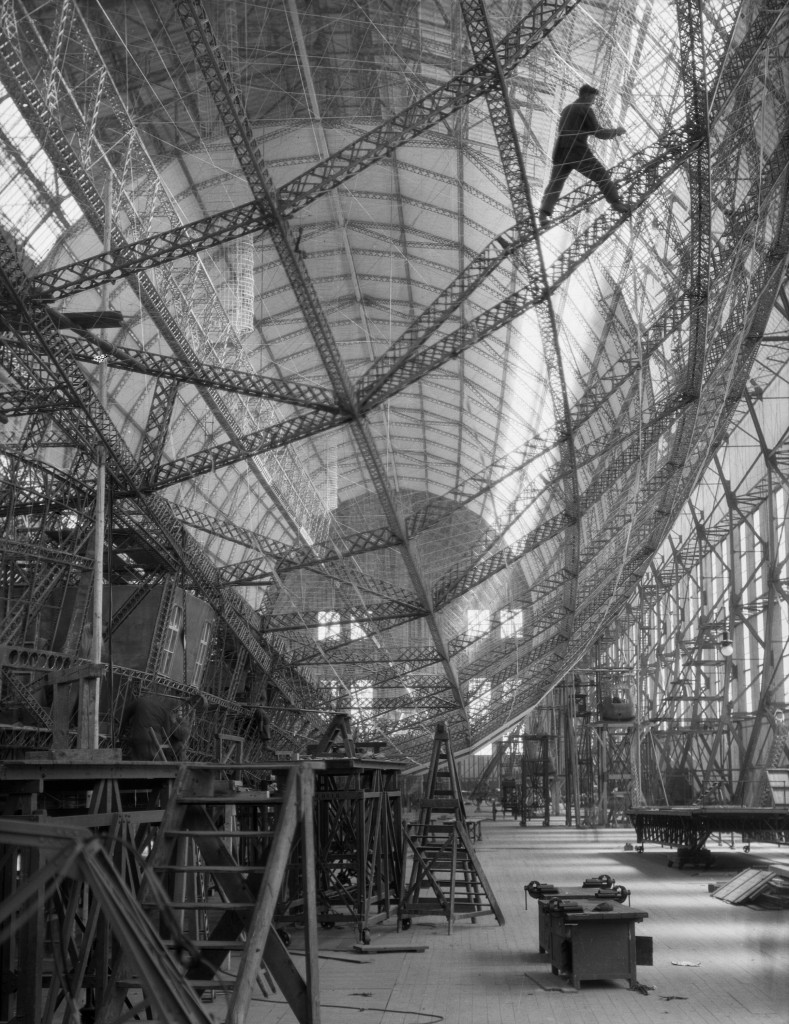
[
  {"x1": 544, "y1": 900, "x2": 650, "y2": 989},
  {"x1": 526, "y1": 882, "x2": 630, "y2": 954}
]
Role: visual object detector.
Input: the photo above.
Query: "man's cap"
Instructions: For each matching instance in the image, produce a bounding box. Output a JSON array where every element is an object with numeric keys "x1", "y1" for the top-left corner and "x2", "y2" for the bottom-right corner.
[{"x1": 579, "y1": 84, "x2": 599, "y2": 96}]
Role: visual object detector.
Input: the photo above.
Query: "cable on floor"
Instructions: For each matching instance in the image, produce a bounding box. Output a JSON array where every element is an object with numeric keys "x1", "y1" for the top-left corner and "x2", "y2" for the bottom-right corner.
[{"x1": 250, "y1": 995, "x2": 444, "y2": 1021}]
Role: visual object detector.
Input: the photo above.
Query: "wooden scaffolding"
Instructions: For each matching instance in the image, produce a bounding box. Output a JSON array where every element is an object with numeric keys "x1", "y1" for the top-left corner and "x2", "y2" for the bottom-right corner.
[
  {"x1": 0, "y1": 752, "x2": 406, "y2": 1024},
  {"x1": 0, "y1": 761, "x2": 321, "y2": 1024}
]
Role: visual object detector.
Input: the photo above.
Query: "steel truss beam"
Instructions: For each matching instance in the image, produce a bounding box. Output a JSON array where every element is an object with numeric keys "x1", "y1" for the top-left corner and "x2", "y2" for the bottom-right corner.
[
  {"x1": 0, "y1": 0, "x2": 325, "y2": 555},
  {"x1": 0, "y1": 240, "x2": 315, "y2": 717},
  {"x1": 135, "y1": 130, "x2": 701, "y2": 494},
  {"x1": 26, "y1": 1, "x2": 582, "y2": 307},
  {"x1": 173, "y1": 0, "x2": 471, "y2": 727},
  {"x1": 7, "y1": 331, "x2": 339, "y2": 413},
  {"x1": 3, "y1": 0, "x2": 785, "y2": 770},
  {"x1": 459, "y1": 0, "x2": 580, "y2": 670},
  {"x1": 357, "y1": 131, "x2": 702, "y2": 408}
]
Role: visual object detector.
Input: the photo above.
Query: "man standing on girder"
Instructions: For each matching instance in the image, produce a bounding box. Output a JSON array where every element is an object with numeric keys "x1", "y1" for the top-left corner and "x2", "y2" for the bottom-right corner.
[{"x1": 539, "y1": 84, "x2": 631, "y2": 228}]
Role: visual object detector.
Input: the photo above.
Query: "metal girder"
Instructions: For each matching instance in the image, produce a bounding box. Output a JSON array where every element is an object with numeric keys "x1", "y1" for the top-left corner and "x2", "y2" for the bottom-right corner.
[
  {"x1": 350, "y1": 417, "x2": 469, "y2": 723},
  {"x1": 359, "y1": 131, "x2": 703, "y2": 409},
  {"x1": 0, "y1": 383, "x2": 74, "y2": 418},
  {"x1": 174, "y1": 0, "x2": 473, "y2": 726},
  {"x1": 666, "y1": 0, "x2": 711, "y2": 424},
  {"x1": 104, "y1": 574, "x2": 166, "y2": 639},
  {"x1": 30, "y1": 200, "x2": 277, "y2": 302},
  {"x1": 571, "y1": 78, "x2": 789, "y2": 666},
  {"x1": 174, "y1": 0, "x2": 354, "y2": 402},
  {"x1": 137, "y1": 377, "x2": 179, "y2": 481},
  {"x1": 169, "y1": 501, "x2": 305, "y2": 564},
  {"x1": 0, "y1": 1, "x2": 317, "y2": 557},
  {"x1": 648, "y1": 211, "x2": 789, "y2": 542},
  {"x1": 24, "y1": 1, "x2": 581, "y2": 311},
  {"x1": 708, "y1": 0, "x2": 784, "y2": 122},
  {"x1": 171, "y1": 420, "x2": 555, "y2": 581},
  {"x1": 167, "y1": 501, "x2": 420, "y2": 610},
  {"x1": 23, "y1": 331, "x2": 340, "y2": 413},
  {"x1": 0, "y1": 525, "x2": 95, "y2": 645},
  {"x1": 215, "y1": 561, "x2": 275, "y2": 588},
  {"x1": 611, "y1": 446, "x2": 787, "y2": 805},
  {"x1": 571, "y1": 126, "x2": 789, "y2": 435},
  {"x1": 2, "y1": 0, "x2": 787, "y2": 766},
  {"x1": 149, "y1": 408, "x2": 349, "y2": 491},
  {"x1": 273, "y1": 526, "x2": 400, "y2": 573},
  {"x1": 260, "y1": 601, "x2": 422, "y2": 634},
  {"x1": 0, "y1": 534, "x2": 94, "y2": 574},
  {"x1": 180, "y1": 503, "x2": 395, "y2": 579},
  {"x1": 356, "y1": 230, "x2": 516, "y2": 406},
  {"x1": 431, "y1": 398, "x2": 687, "y2": 610},
  {"x1": 460, "y1": 0, "x2": 579, "y2": 662},
  {"x1": 295, "y1": 642, "x2": 441, "y2": 669},
  {"x1": 474, "y1": 215, "x2": 781, "y2": 720},
  {"x1": 274, "y1": 0, "x2": 584, "y2": 215},
  {"x1": 16, "y1": 142, "x2": 717, "y2": 585},
  {"x1": 0, "y1": 242, "x2": 310, "y2": 710},
  {"x1": 0, "y1": 450, "x2": 95, "y2": 515}
]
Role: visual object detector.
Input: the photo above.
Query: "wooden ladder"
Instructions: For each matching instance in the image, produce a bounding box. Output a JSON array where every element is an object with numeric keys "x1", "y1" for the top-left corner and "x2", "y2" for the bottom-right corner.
[
  {"x1": 399, "y1": 722, "x2": 504, "y2": 933},
  {"x1": 95, "y1": 762, "x2": 322, "y2": 1024}
]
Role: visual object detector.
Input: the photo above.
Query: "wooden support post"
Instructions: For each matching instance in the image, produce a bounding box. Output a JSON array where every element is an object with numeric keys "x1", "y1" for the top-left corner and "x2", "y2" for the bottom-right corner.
[
  {"x1": 227, "y1": 764, "x2": 319, "y2": 1024},
  {"x1": 18, "y1": 846, "x2": 45, "y2": 1024},
  {"x1": 298, "y1": 769, "x2": 320, "y2": 1023}
]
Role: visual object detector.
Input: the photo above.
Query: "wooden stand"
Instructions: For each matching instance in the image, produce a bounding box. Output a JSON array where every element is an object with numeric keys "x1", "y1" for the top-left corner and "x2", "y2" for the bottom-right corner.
[{"x1": 0, "y1": 761, "x2": 324, "y2": 1024}]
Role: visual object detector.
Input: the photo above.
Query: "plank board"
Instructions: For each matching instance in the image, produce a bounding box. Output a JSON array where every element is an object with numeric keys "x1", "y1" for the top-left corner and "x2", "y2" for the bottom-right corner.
[
  {"x1": 351, "y1": 944, "x2": 429, "y2": 954},
  {"x1": 712, "y1": 868, "x2": 775, "y2": 904}
]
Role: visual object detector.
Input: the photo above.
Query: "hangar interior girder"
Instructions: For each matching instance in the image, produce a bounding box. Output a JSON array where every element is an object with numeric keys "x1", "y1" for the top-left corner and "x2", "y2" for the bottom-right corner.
[{"x1": 0, "y1": 0, "x2": 788, "y2": 789}]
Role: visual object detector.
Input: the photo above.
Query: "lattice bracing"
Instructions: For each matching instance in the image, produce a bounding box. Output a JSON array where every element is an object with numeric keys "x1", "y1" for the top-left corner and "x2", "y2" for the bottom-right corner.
[{"x1": 1, "y1": 1, "x2": 789, "y2": 771}]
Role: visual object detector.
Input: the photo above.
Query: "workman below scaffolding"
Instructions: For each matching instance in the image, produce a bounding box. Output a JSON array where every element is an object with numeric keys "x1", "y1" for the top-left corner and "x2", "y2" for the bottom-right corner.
[
  {"x1": 538, "y1": 84, "x2": 631, "y2": 228},
  {"x1": 119, "y1": 688, "x2": 204, "y2": 760}
]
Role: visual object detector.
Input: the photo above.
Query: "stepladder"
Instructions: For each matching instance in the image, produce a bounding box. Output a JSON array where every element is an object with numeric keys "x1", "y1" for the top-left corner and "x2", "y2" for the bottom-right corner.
[{"x1": 399, "y1": 722, "x2": 504, "y2": 933}]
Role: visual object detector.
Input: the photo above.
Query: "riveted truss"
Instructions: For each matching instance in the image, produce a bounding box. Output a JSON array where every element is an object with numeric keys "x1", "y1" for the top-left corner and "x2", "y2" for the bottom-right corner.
[{"x1": 1, "y1": 0, "x2": 788, "y2": 773}]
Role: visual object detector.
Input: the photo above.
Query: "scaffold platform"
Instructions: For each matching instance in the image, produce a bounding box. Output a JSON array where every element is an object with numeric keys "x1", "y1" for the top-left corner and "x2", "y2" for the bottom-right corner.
[{"x1": 628, "y1": 805, "x2": 789, "y2": 854}]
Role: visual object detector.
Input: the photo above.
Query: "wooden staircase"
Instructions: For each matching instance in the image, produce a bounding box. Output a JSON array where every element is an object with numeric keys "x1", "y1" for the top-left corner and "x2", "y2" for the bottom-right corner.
[
  {"x1": 95, "y1": 762, "x2": 322, "y2": 1024},
  {"x1": 399, "y1": 722, "x2": 504, "y2": 933}
]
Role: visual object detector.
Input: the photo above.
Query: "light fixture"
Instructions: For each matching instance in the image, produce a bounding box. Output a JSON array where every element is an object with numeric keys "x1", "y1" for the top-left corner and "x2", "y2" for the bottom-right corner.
[{"x1": 719, "y1": 631, "x2": 734, "y2": 658}]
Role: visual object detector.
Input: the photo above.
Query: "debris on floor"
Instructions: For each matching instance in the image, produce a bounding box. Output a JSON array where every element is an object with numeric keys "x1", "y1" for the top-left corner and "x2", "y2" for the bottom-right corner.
[
  {"x1": 710, "y1": 867, "x2": 789, "y2": 908},
  {"x1": 351, "y1": 943, "x2": 428, "y2": 953}
]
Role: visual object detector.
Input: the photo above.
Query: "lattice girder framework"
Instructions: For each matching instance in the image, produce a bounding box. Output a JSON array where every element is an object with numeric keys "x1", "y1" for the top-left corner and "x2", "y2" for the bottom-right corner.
[
  {"x1": 1, "y1": 1, "x2": 789, "y2": 768},
  {"x1": 564, "y1": 349, "x2": 789, "y2": 807}
]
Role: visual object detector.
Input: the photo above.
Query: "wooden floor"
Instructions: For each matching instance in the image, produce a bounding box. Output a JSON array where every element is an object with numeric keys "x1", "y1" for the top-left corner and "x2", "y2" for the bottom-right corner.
[{"x1": 229, "y1": 812, "x2": 789, "y2": 1024}]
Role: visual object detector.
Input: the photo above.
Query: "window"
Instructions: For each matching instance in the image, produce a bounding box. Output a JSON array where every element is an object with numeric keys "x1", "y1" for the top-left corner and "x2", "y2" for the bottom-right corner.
[
  {"x1": 318, "y1": 678, "x2": 346, "y2": 709},
  {"x1": 500, "y1": 608, "x2": 523, "y2": 638},
  {"x1": 193, "y1": 620, "x2": 213, "y2": 688},
  {"x1": 467, "y1": 677, "x2": 490, "y2": 713},
  {"x1": 160, "y1": 604, "x2": 183, "y2": 677},
  {"x1": 317, "y1": 610, "x2": 341, "y2": 641},
  {"x1": 354, "y1": 680, "x2": 373, "y2": 706},
  {"x1": 467, "y1": 608, "x2": 490, "y2": 638},
  {"x1": 354, "y1": 680, "x2": 373, "y2": 717}
]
